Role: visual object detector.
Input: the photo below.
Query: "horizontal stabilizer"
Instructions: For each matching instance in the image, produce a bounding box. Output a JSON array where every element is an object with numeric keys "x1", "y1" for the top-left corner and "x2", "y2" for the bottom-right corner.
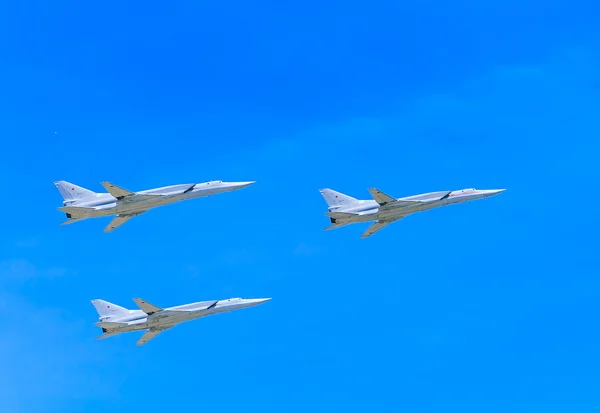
[
  {"x1": 95, "y1": 321, "x2": 128, "y2": 328},
  {"x1": 96, "y1": 331, "x2": 120, "y2": 340},
  {"x1": 59, "y1": 217, "x2": 85, "y2": 226},
  {"x1": 323, "y1": 222, "x2": 353, "y2": 231},
  {"x1": 58, "y1": 206, "x2": 96, "y2": 215},
  {"x1": 368, "y1": 188, "x2": 396, "y2": 205},
  {"x1": 325, "y1": 211, "x2": 359, "y2": 219},
  {"x1": 133, "y1": 297, "x2": 163, "y2": 315},
  {"x1": 101, "y1": 181, "x2": 135, "y2": 199}
]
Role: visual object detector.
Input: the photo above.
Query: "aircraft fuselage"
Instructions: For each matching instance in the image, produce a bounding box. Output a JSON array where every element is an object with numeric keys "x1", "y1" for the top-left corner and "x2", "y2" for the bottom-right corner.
[
  {"x1": 331, "y1": 189, "x2": 504, "y2": 224},
  {"x1": 65, "y1": 182, "x2": 251, "y2": 217},
  {"x1": 100, "y1": 298, "x2": 269, "y2": 334}
]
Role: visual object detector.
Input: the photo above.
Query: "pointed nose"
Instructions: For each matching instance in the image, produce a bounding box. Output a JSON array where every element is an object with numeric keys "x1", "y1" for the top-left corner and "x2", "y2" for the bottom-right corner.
[
  {"x1": 482, "y1": 189, "x2": 506, "y2": 197},
  {"x1": 249, "y1": 298, "x2": 271, "y2": 306},
  {"x1": 232, "y1": 181, "x2": 256, "y2": 190}
]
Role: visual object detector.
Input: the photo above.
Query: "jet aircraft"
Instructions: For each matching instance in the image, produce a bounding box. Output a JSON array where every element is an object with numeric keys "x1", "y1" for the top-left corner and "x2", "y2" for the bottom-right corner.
[
  {"x1": 54, "y1": 179, "x2": 255, "y2": 232},
  {"x1": 92, "y1": 296, "x2": 271, "y2": 346},
  {"x1": 320, "y1": 187, "x2": 505, "y2": 238}
]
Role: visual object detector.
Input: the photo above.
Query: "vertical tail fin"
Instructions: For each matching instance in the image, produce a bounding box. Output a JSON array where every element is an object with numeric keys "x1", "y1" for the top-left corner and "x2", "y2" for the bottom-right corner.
[
  {"x1": 91, "y1": 299, "x2": 130, "y2": 320},
  {"x1": 54, "y1": 181, "x2": 97, "y2": 204},
  {"x1": 319, "y1": 188, "x2": 359, "y2": 209}
]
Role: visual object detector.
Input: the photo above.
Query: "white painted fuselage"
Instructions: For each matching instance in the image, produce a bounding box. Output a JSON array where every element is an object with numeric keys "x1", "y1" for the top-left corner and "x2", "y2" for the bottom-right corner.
[
  {"x1": 334, "y1": 189, "x2": 504, "y2": 223},
  {"x1": 96, "y1": 298, "x2": 270, "y2": 333},
  {"x1": 92, "y1": 297, "x2": 270, "y2": 345},
  {"x1": 320, "y1": 187, "x2": 505, "y2": 237},
  {"x1": 54, "y1": 180, "x2": 255, "y2": 231},
  {"x1": 61, "y1": 181, "x2": 254, "y2": 218}
]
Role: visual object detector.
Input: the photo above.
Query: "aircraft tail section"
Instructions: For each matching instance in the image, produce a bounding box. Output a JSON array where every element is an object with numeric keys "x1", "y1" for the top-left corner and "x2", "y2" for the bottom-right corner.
[
  {"x1": 54, "y1": 181, "x2": 97, "y2": 204},
  {"x1": 91, "y1": 299, "x2": 130, "y2": 319},
  {"x1": 319, "y1": 189, "x2": 359, "y2": 208}
]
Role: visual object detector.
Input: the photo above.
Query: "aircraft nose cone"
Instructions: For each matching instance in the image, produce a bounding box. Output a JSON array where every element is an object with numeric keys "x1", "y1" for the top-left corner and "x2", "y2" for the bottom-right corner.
[
  {"x1": 251, "y1": 298, "x2": 271, "y2": 305},
  {"x1": 488, "y1": 189, "x2": 506, "y2": 196},
  {"x1": 233, "y1": 181, "x2": 256, "y2": 189}
]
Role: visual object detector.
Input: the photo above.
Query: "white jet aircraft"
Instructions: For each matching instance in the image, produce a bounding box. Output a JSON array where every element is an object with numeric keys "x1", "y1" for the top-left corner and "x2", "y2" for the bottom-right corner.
[
  {"x1": 320, "y1": 187, "x2": 505, "y2": 238},
  {"x1": 92, "y1": 296, "x2": 271, "y2": 346},
  {"x1": 54, "y1": 179, "x2": 255, "y2": 232}
]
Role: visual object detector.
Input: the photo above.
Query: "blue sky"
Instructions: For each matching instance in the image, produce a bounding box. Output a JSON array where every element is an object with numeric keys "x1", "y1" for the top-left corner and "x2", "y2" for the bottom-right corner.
[{"x1": 1, "y1": 0, "x2": 599, "y2": 412}]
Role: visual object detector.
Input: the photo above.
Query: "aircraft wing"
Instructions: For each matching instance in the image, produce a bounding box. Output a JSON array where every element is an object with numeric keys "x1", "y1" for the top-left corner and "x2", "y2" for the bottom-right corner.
[
  {"x1": 133, "y1": 297, "x2": 163, "y2": 315},
  {"x1": 104, "y1": 213, "x2": 143, "y2": 233},
  {"x1": 360, "y1": 218, "x2": 402, "y2": 238},
  {"x1": 136, "y1": 326, "x2": 173, "y2": 346},
  {"x1": 182, "y1": 184, "x2": 196, "y2": 194},
  {"x1": 396, "y1": 191, "x2": 453, "y2": 205},
  {"x1": 368, "y1": 188, "x2": 397, "y2": 205},
  {"x1": 429, "y1": 191, "x2": 452, "y2": 202},
  {"x1": 101, "y1": 181, "x2": 164, "y2": 200}
]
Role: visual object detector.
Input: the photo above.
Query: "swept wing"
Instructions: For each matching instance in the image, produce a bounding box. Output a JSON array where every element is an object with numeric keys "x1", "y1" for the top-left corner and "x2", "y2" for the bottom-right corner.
[
  {"x1": 104, "y1": 213, "x2": 145, "y2": 232},
  {"x1": 136, "y1": 326, "x2": 173, "y2": 346},
  {"x1": 361, "y1": 218, "x2": 403, "y2": 238},
  {"x1": 101, "y1": 181, "x2": 164, "y2": 200}
]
